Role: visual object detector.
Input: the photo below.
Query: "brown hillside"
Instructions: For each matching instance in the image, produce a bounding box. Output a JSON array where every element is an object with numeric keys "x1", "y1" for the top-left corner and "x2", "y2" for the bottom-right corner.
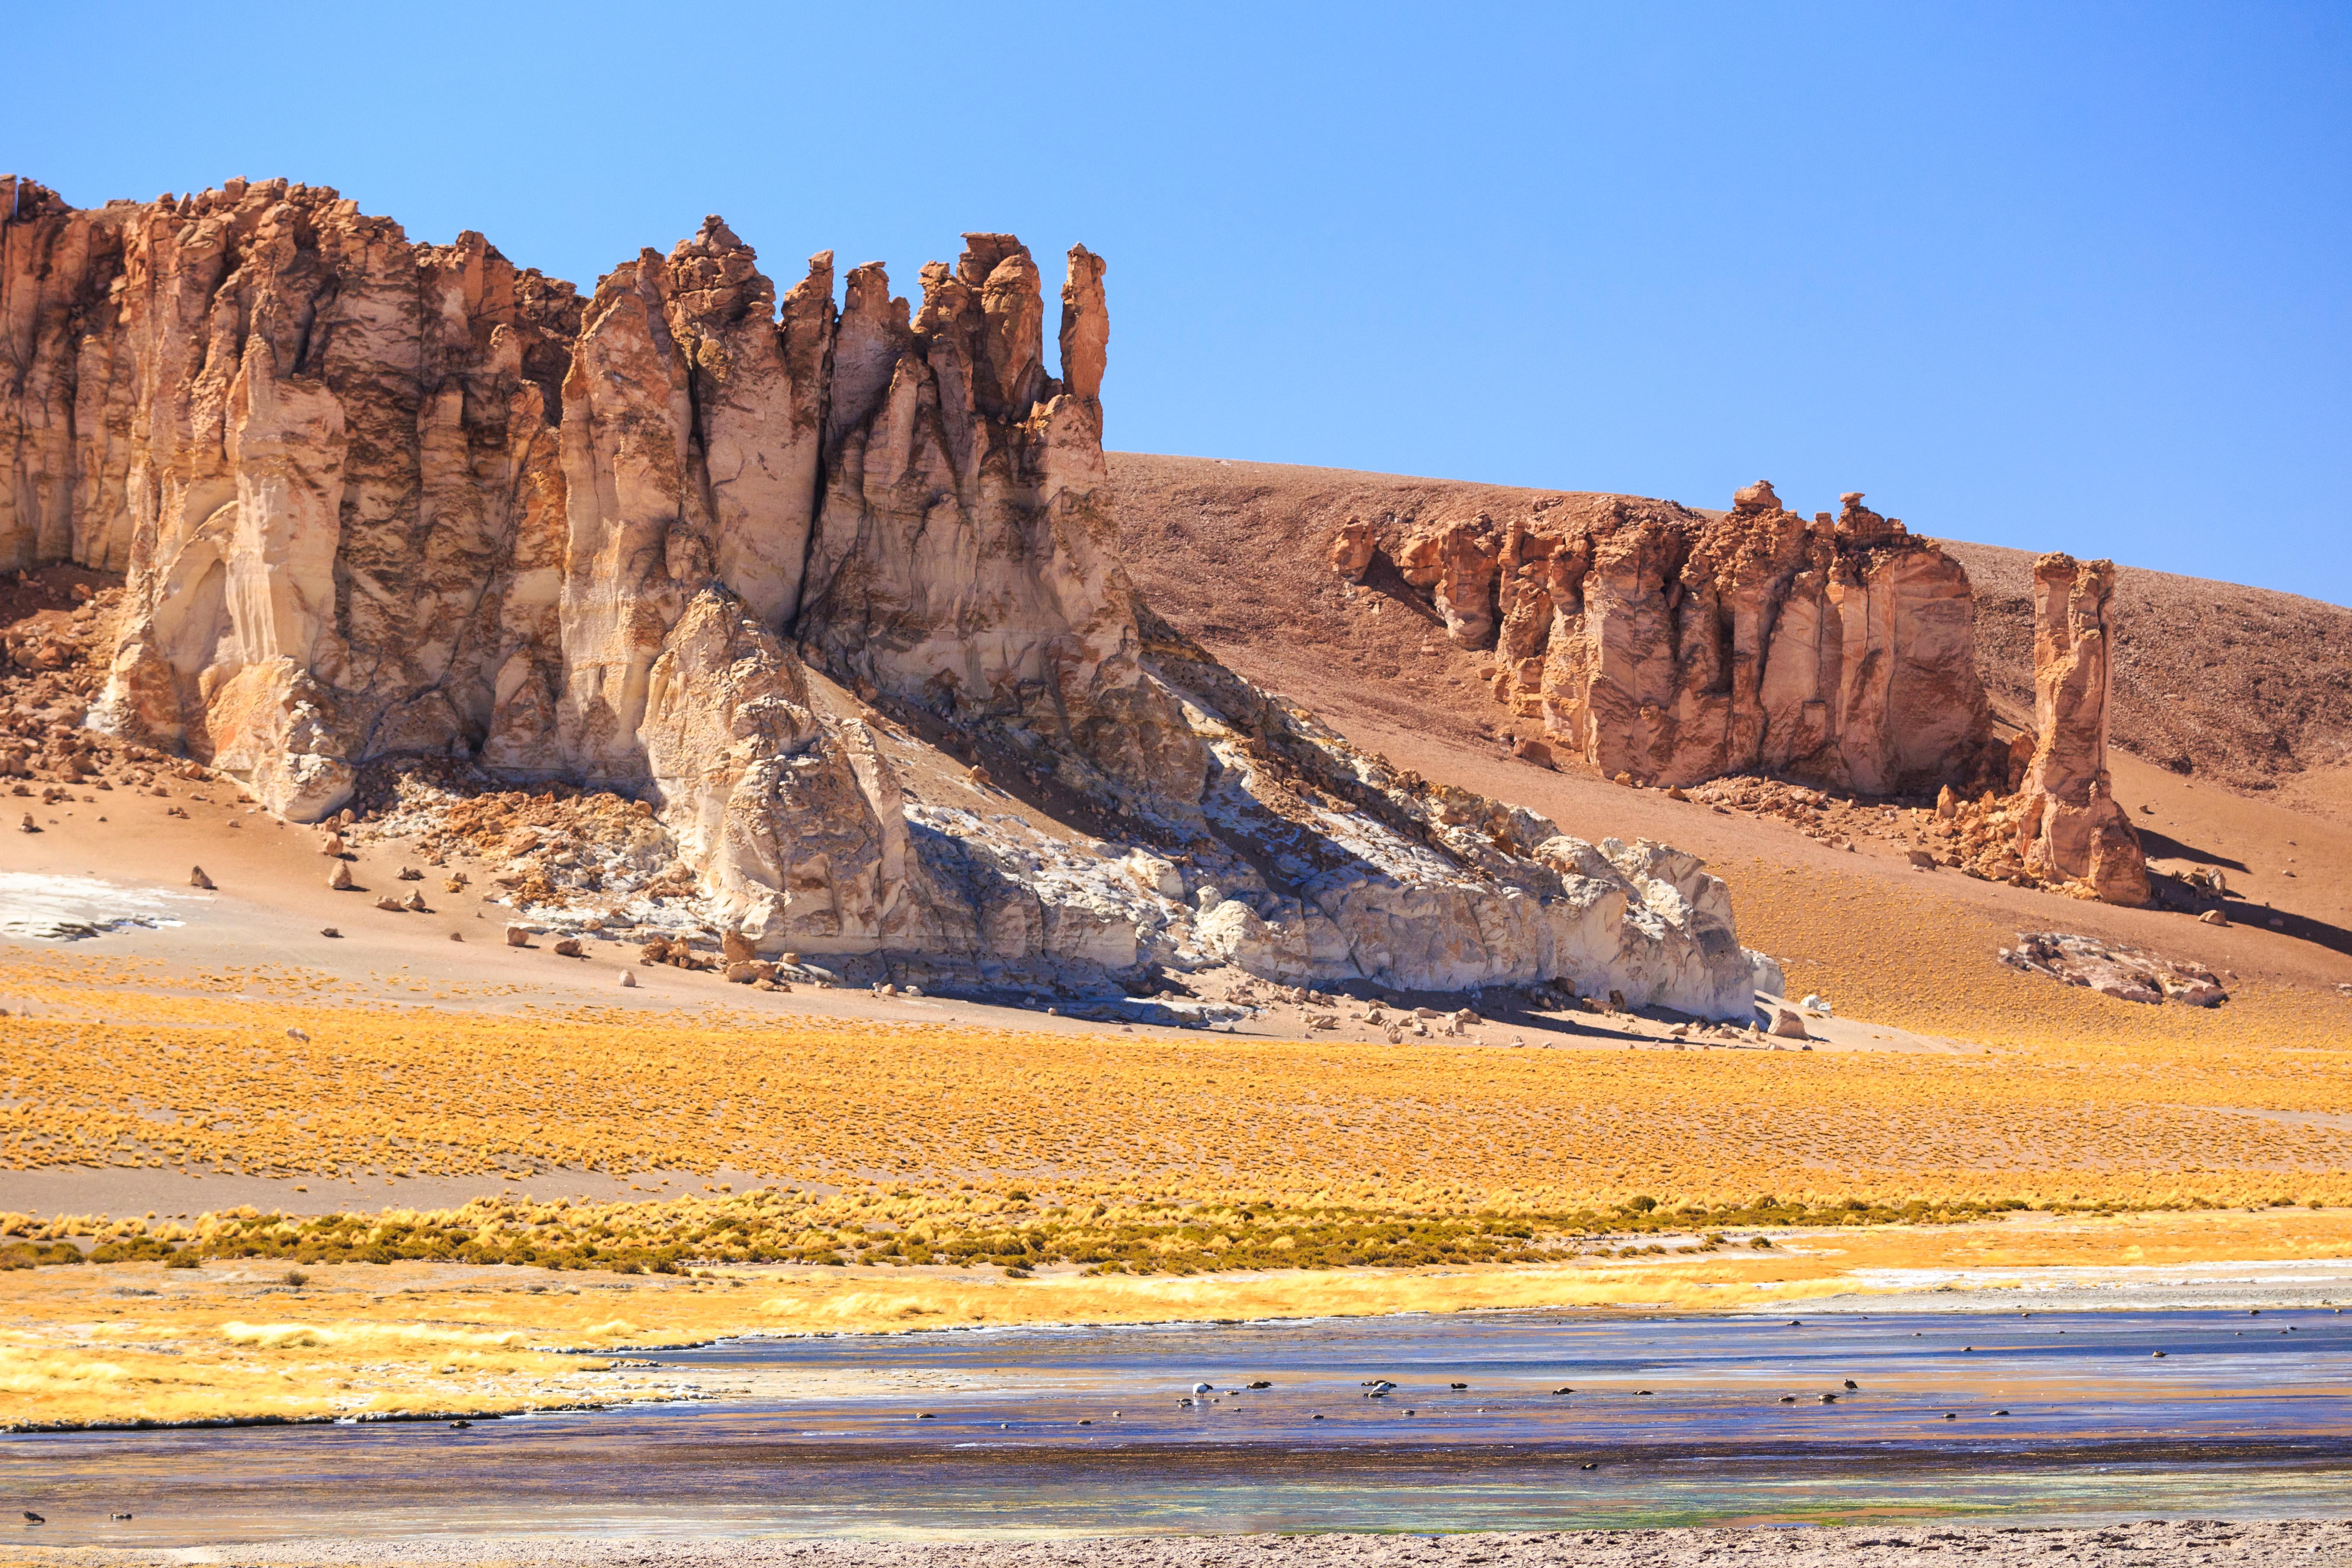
[{"x1": 1109, "y1": 453, "x2": 2352, "y2": 813}]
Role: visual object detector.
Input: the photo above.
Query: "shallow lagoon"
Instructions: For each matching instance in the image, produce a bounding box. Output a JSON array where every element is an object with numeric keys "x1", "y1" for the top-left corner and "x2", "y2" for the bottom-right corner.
[{"x1": 9, "y1": 1307, "x2": 2349, "y2": 1541}]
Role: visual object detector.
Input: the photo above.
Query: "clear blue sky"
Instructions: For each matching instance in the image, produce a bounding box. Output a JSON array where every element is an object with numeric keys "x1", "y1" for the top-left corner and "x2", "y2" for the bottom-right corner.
[{"x1": 10, "y1": 2, "x2": 2347, "y2": 604}]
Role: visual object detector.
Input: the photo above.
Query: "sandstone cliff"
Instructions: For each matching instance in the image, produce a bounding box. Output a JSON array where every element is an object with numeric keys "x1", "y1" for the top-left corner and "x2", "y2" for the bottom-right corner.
[
  {"x1": 0, "y1": 175, "x2": 1764, "y2": 1015},
  {"x1": 1361, "y1": 479, "x2": 1995, "y2": 796}
]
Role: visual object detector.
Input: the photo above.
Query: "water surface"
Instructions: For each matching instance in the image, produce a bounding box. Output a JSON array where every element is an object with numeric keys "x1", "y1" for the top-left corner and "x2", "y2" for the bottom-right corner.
[{"x1": 8, "y1": 1308, "x2": 2348, "y2": 1541}]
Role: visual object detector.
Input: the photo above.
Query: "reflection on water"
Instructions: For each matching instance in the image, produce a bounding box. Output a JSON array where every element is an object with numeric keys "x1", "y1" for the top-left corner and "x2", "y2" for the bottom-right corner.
[{"x1": 7, "y1": 1308, "x2": 2349, "y2": 1542}]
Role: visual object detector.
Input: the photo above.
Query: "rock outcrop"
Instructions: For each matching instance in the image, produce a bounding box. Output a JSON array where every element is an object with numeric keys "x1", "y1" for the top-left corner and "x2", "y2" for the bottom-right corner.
[
  {"x1": 2011, "y1": 554, "x2": 2149, "y2": 906},
  {"x1": 1343, "y1": 480, "x2": 1997, "y2": 796},
  {"x1": 1, "y1": 175, "x2": 1768, "y2": 1014}
]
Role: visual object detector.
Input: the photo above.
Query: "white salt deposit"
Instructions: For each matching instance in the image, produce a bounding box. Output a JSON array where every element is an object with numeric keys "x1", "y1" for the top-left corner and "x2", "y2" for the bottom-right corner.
[{"x1": 0, "y1": 871, "x2": 199, "y2": 940}]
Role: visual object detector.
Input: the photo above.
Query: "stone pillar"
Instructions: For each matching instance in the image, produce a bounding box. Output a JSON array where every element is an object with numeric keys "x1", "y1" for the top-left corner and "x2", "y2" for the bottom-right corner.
[{"x1": 2013, "y1": 553, "x2": 2149, "y2": 906}]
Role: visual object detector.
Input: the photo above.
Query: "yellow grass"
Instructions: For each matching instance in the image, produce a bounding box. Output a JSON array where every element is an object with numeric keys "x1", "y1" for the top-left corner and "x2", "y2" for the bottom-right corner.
[
  {"x1": 5, "y1": 1208, "x2": 2346, "y2": 1430},
  {"x1": 6, "y1": 944, "x2": 2352, "y2": 1214}
]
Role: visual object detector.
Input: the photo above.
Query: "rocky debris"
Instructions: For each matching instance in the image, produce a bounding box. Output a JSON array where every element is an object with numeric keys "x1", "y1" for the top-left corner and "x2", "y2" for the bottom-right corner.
[
  {"x1": 0, "y1": 178, "x2": 1772, "y2": 1019},
  {"x1": 402, "y1": 890, "x2": 429, "y2": 912},
  {"x1": 187, "y1": 866, "x2": 213, "y2": 889},
  {"x1": 374, "y1": 896, "x2": 405, "y2": 912},
  {"x1": 1353, "y1": 482, "x2": 1998, "y2": 795},
  {"x1": 1999, "y1": 932, "x2": 2226, "y2": 1006}
]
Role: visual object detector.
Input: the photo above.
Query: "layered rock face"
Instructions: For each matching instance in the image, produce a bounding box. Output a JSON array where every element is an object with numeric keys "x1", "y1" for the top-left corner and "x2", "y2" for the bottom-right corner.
[
  {"x1": 1, "y1": 176, "x2": 1764, "y2": 1012},
  {"x1": 2011, "y1": 554, "x2": 2149, "y2": 906},
  {"x1": 1360, "y1": 480, "x2": 1996, "y2": 796}
]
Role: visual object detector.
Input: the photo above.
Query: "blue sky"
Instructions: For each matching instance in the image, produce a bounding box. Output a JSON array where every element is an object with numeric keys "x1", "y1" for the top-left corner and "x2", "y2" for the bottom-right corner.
[{"x1": 10, "y1": 2, "x2": 2347, "y2": 603}]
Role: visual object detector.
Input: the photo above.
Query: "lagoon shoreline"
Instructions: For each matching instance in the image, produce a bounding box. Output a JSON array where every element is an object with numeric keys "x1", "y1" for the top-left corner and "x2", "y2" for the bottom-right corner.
[{"x1": 5, "y1": 1523, "x2": 2348, "y2": 1568}]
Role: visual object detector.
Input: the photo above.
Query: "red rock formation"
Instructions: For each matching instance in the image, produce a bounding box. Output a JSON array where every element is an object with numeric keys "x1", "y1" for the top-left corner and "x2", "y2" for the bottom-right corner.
[
  {"x1": 0, "y1": 175, "x2": 1768, "y2": 1010},
  {"x1": 1343, "y1": 481, "x2": 1995, "y2": 795},
  {"x1": 2012, "y1": 553, "x2": 2149, "y2": 906}
]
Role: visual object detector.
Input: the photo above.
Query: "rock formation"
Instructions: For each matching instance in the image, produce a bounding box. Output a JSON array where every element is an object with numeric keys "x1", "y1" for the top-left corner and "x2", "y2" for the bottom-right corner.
[
  {"x1": 2010, "y1": 554, "x2": 2149, "y2": 906},
  {"x1": 1, "y1": 175, "x2": 1770, "y2": 1014},
  {"x1": 1347, "y1": 480, "x2": 1997, "y2": 796}
]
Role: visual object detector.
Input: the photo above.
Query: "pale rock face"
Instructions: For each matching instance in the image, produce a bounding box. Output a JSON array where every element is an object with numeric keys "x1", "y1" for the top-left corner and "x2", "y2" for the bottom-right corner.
[
  {"x1": 638, "y1": 588, "x2": 902, "y2": 951},
  {"x1": 1365, "y1": 486, "x2": 1996, "y2": 795},
  {"x1": 4, "y1": 177, "x2": 1773, "y2": 1012},
  {"x1": 795, "y1": 234, "x2": 1205, "y2": 806},
  {"x1": 5, "y1": 178, "x2": 581, "y2": 819},
  {"x1": 2013, "y1": 553, "x2": 2149, "y2": 907}
]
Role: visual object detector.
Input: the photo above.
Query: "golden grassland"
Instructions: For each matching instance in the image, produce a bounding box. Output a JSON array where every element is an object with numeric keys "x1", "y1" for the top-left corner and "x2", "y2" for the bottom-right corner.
[
  {"x1": 5, "y1": 1208, "x2": 2348, "y2": 1431},
  {"x1": 1728, "y1": 857, "x2": 2352, "y2": 1050},
  {"x1": 5, "y1": 944, "x2": 2351, "y2": 1216}
]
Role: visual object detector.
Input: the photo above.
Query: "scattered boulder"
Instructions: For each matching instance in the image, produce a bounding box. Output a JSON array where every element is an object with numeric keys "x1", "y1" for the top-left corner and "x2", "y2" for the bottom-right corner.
[
  {"x1": 1769, "y1": 1008, "x2": 1811, "y2": 1040},
  {"x1": 319, "y1": 927, "x2": 340, "y2": 938},
  {"x1": 721, "y1": 930, "x2": 757, "y2": 964},
  {"x1": 2199, "y1": 908, "x2": 2228, "y2": 927},
  {"x1": 188, "y1": 866, "x2": 214, "y2": 889},
  {"x1": 401, "y1": 890, "x2": 429, "y2": 913},
  {"x1": 1329, "y1": 518, "x2": 1378, "y2": 581},
  {"x1": 553, "y1": 938, "x2": 584, "y2": 957},
  {"x1": 618, "y1": 969, "x2": 637, "y2": 987},
  {"x1": 374, "y1": 895, "x2": 404, "y2": 912},
  {"x1": 1999, "y1": 931, "x2": 2225, "y2": 1006},
  {"x1": 17, "y1": 813, "x2": 36, "y2": 833},
  {"x1": 504, "y1": 926, "x2": 532, "y2": 948},
  {"x1": 724, "y1": 960, "x2": 776, "y2": 984},
  {"x1": 397, "y1": 866, "x2": 422, "y2": 881},
  {"x1": 329, "y1": 862, "x2": 355, "y2": 891}
]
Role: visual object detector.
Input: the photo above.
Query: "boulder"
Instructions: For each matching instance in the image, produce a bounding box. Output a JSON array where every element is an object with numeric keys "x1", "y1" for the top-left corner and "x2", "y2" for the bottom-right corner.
[
  {"x1": 189, "y1": 866, "x2": 214, "y2": 889},
  {"x1": 504, "y1": 926, "x2": 532, "y2": 947},
  {"x1": 1329, "y1": 519, "x2": 1378, "y2": 581}
]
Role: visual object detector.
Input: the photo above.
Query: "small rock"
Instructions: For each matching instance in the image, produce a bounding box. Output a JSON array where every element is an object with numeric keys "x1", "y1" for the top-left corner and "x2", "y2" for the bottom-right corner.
[
  {"x1": 374, "y1": 895, "x2": 405, "y2": 912},
  {"x1": 554, "y1": 938, "x2": 584, "y2": 957},
  {"x1": 1770, "y1": 1008, "x2": 1811, "y2": 1041},
  {"x1": 2199, "y1": 909, "x2": 2227, "y2": 926},
  {"x1": 402, "y1": 890, "x2": 429, "y2": 913},
  {"x1": 189, "y1": 865, "x2": 214, "y2": 889},
  {"x1": 397, "y1": 866, "x2": 422, "y2": 881},
  {"x1": 722, "y1": 930, "x2": 756, "y2": 964},
  {"x1": 320, "y1": 927, "x2": 341, "y2": 938},
  {"x1": 618, "y1": 970, "x2": 637, "y2": 987},
  {"x1": 505, "y1": 926, "x2": 531, "y2": 948},
  {"x1": 329, "y1": 862, "x2": 355, "y2": 891},
  {"x1": 319, "y1": 832, "x2": 346, "y2": 857},
  {"x1": 17, "y1": 813, "x2": 36, "y2": 833}
]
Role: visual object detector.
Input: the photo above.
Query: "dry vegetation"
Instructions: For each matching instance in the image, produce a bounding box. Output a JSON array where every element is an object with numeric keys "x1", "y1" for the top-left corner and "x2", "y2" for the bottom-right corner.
[{"x1": 6, "y1": 943, "x2": 2351, "y2": 1229}]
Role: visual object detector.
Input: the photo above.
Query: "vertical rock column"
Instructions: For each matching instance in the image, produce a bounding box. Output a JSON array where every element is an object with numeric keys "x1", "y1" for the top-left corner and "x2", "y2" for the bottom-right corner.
[{"x1": 2013, "y1": 553, "x2": 2149, "y2": 906}]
